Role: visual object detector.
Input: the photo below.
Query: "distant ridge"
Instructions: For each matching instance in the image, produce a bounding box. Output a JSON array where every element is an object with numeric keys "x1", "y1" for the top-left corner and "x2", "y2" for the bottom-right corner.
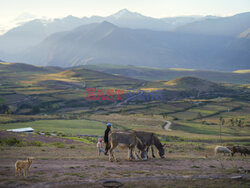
[
  {"x1": 0, "y1": 11, "x2": 249, "y2": 71},
  {"x1": 0, "y1": 9, "x2": 209, "y2": 57},
  {"x1": 0, "y1": 62, "x2": 63, "y2": 73},
  {"x1": 174, "y1": 12, "x2": 250, "y2": 37},
  {"x1": 82, "y1": 64, "x2": 250, "y2": 84},
  {"x1": 21, "y1": 21, "x2": 250, "y2": 71}
]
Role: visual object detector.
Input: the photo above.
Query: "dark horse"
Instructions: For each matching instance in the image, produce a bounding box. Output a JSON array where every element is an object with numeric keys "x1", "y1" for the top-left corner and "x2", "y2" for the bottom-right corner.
[{"x1": 133, "y1": 131, "x2": 167, "y2": 158}]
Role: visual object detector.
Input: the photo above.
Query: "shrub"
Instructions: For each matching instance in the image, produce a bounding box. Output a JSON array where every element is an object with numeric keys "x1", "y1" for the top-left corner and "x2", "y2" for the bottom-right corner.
[
  {"x1": 194, "y1": 145, "x2": 205, "y2": 151},
  {"x1": 30, "y1": 141, "x2": 42, "y2": 147},
  {"x1": 53, "y1": 142, "x2": 65, "y2": 148},
  {"x1": 68, "y1": 145, "x2": 75, "y2": 149},
  {"x1": 0, "y1": 137, "x2": 21, "y2": 146}
]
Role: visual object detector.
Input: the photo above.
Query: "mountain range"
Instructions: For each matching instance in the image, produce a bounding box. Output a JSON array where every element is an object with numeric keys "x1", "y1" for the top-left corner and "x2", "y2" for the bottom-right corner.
[
  {"x1": 0, "y1": 10, "x2": 249, "y2": 71},
  {"x1": 0, "y1": 9, "x2": 207, "y2": 55}
]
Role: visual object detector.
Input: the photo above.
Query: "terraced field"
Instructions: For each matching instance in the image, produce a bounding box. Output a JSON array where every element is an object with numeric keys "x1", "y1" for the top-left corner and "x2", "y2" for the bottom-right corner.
[{"x1": 0, "y1": 62, "x2": 250, "y2": 187}]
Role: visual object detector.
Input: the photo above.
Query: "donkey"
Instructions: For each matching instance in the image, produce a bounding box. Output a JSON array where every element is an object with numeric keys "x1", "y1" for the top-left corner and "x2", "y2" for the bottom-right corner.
[
  {"x1": 133, "y1": 131, "x2": 167, "y2": 158},
  {"x1": 108, "y1": 132, "x2": 147, "y2": 162}
]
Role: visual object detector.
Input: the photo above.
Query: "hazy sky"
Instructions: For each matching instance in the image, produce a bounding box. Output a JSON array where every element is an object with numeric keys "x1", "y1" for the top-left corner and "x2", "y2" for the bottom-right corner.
[{"x1": 0, "y1": 0, "x2": 250, "y2": 24}]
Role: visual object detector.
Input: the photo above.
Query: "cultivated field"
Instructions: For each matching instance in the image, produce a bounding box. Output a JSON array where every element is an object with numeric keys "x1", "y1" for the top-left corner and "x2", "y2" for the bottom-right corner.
[{"x1": 0, "y1": 62, "x2": 250, "y2": 187}]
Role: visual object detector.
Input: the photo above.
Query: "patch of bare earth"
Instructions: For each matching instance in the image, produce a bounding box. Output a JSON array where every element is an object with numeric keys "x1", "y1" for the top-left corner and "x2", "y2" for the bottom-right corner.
[
  {"x1": 0, "y1": 131, "x2": 249, "y2": 187},
  {"x1": 0, "y1": 146, "x2": 250, "y2": 187}
]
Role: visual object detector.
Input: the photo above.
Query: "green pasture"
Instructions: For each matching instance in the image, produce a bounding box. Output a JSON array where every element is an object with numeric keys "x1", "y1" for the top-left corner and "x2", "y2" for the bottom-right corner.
[{"x1": 0, "y1": 119, "x2": 107, "y2": 135}]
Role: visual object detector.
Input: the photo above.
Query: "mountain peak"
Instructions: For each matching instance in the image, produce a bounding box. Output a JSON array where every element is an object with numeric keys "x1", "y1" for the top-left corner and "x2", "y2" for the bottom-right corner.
[
  {"x1": 116, "y1": 9, "x2": 130, "y2": 14},
  {"x1": 111, "y1": 9, "x2": 139, "y2": 19}
]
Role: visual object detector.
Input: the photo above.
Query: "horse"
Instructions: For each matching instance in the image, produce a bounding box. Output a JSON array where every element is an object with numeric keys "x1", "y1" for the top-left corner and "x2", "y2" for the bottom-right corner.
[
  {"x1": 108, "y1": 132, "x2": 147, "y2": 162},
  {"x1": 133, "y1": 131, "x2": 167, "y2": 158}
]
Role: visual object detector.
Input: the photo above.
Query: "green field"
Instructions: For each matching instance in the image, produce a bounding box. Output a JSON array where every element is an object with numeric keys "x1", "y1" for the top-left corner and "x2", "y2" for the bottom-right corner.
[{"x1": 0, "y1": 119, "x2": 107, "y2": 135}]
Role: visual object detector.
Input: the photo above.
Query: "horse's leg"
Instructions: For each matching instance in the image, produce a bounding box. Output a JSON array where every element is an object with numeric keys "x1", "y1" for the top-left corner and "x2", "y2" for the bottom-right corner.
[
  {"x1": 146, "y1": 146, "x2": 150, "y2": 158},
  {"x1": 151, "y1": 146, "x2": 155, "y2": 158},
  {"x1": 109, "y1": 142, "x2": 114, "y2": 162},
  {"x1": 134, "y1": 146, "x2": 139, "y2": 160},
  {"x1": 128, "y1": 148, "x2": 131, "y2": 160},
  {"x1": 111, "y1": 144, "x2": 118, "y2": 162},
  {"x1": 129, "y1": 147, "x2": 133, "y2": 161}
]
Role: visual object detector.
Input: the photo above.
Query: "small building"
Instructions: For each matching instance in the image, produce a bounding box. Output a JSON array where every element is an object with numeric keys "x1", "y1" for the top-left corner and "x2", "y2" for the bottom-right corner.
[{"x1": 7, "y1": 127, "x2": 34, "y2": 132}]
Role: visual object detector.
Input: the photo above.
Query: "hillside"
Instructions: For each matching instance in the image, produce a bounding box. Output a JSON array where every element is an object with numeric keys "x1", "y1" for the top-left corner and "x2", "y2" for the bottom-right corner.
[
  {"x1": 0, "y1": 62, "x2": 63, "y2": 73},
  {"x1": 174, "y1": 12, "x2": 250, "y2": 37},
  {"x1": 165, "y1": 76, "x2": 224, "y2": 91},
  {"x1": 0, "y1": 9, "x2": 208, "y2": 57},
  {"x1": 0, "y1": 12, "x2": 249, "y2": 71},
  {"x1": 0, "y1": 62, "x2": 144, "y2": 114},
  {"x1": 82, "y1": 64, "x2": 250, "y2": 84},
  {"x1": 0, "y1": 17, "x2": 84, "y2": 56},
  {"x1": 0, "y1": 63, "x2": 249, "y2": 115},
  {"x1": 18, "y1": 21, "x2": 250, "y2": 71}
]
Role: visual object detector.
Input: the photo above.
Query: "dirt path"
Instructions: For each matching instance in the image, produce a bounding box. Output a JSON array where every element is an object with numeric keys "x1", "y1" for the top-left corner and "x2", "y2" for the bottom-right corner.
[{"x1": 164, "y1": 120, "x2": 172, "y2": 131}]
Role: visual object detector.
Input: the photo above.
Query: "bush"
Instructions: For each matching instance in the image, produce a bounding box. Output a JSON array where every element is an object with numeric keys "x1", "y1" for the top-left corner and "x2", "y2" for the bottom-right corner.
[
  {"x1": 53, "y1": 142, "x2": 65, "y2": 148},
  {"x1": 0, "y1": 137, "x2": 44, "y2": 147},
  {"x1": 30, "y1": 141, "x2": 42, "y2": 147},
  {"x1": 68, "y1": 145, "x2": 75, "y2": 149},
  {"x1": 0, "y1": 137, "x2": 21, "y2": 146},
  {"x1": 194, "y1": 145, "x2": 205, "y2": 151}
]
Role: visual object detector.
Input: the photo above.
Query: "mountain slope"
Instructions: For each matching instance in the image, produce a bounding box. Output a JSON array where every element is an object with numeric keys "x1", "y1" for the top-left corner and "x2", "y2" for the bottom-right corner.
[
  {"x1": 0, "y1": 9, "x2": 211, "y2": 60},
  {"x1": 22, "y1": 22, "x2": 186, "y2": 67},
  {"x1": 82, "y1": 64, "x2": 250, "y2": 84},
  {"x1": 174, "y1": 12, "x2": 250, "y2": 37},
  {"x1": 0, "y1": 16, "x2": 85, "y2": 58},
  {"x1": 21, "y1": 21, "x2": 250, "y2": 71}
]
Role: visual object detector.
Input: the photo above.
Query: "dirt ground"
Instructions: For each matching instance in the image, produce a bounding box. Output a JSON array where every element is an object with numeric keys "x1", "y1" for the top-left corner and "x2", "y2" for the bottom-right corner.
[
  {"x1": 0, "y1": 131, "x2": 250, "y2": 187},
  {"x1": 0, "y1": 145, "x2": 250, "y2": 187}
]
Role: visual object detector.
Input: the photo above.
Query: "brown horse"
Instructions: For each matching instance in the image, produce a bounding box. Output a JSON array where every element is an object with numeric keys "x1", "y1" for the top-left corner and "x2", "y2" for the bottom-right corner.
[{"x1": 133, "y1": 131, "x2": 167, "y2": 158}]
